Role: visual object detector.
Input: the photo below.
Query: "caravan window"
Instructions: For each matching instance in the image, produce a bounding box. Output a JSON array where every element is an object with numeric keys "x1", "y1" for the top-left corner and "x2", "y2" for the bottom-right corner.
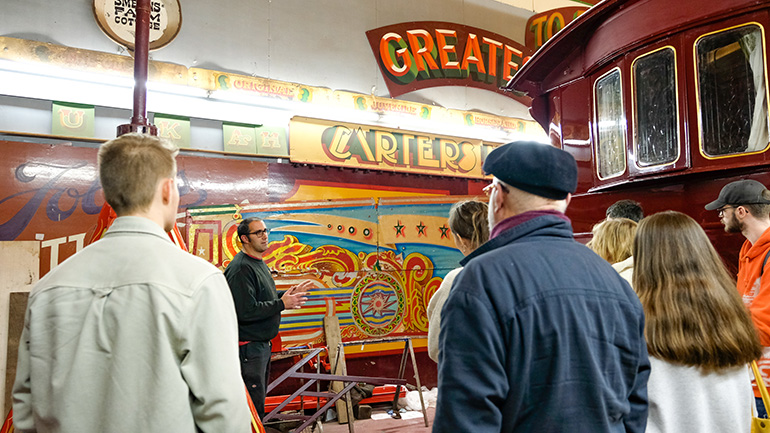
[
  {"x1": 594, "y1": 68, "x2": 627, "y2": 179},
  {"x1": 633, "y1": 47, "x2": 679, "y2": 166},
  {"x1": 696, "y1": 24, "x2": 769, "y2": 157}
]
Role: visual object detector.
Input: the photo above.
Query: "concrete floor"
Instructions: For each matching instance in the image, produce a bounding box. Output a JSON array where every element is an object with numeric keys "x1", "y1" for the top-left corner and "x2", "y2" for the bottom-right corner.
[{"x1": 320, "y1": 407, "x2": 435, "y2": 433}]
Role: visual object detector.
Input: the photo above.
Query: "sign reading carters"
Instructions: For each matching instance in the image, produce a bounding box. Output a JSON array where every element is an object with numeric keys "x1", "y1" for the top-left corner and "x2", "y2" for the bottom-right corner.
[
  {"x1": 366, "y1": 21, "x2": 533, "y2": 101},
  {"x1": 289, "y1": 116, "x2": 498, "y2": 179}
]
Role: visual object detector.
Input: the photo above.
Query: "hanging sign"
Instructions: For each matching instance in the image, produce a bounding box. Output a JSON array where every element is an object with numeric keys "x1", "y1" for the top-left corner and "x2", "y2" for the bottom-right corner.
[
  {"x1": 289, "y1": 116, "x2": 497, "y2": 179},
  {"x1": 525, "y1": 7, "x2": 589, "y2": 51},
  {"x1": 52, "y1": 101, "x2": 95, "y2": 138},
  {"x1": 93, "y1": 0, "x2": 182, "y2": 50},
  {"x1": 154, "y1": 113, "x2": 191, "y2": 148},
  {"x1": 366, "y1": 21, "x2": 533, "y2": 100},
  {"x1": 223, "y1": 123, "x2": 290, "y2": 157}
]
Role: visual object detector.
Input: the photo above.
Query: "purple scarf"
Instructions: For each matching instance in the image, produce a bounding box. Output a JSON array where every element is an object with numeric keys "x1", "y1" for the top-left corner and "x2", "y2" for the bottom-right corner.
[{"x1": 490, "y1": 210, "x2": 571, "y2": 240}]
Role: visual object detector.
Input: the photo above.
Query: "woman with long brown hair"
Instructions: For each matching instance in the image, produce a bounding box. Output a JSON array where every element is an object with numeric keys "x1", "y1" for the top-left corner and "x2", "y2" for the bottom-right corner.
[{"x1": 633, "y1": 211, "x2": 762, "y2": 433}]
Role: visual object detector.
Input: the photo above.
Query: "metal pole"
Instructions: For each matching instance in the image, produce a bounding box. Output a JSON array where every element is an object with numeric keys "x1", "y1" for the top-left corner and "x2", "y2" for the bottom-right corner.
[{"x1": 117, "y1": 0, "x2": 157, "y2": 136}]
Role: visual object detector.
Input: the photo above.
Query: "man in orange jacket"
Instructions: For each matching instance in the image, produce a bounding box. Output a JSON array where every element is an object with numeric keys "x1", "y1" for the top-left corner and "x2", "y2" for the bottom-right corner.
[{"x1": 706, "y1": 179, "x2": 770, "y2": 416}]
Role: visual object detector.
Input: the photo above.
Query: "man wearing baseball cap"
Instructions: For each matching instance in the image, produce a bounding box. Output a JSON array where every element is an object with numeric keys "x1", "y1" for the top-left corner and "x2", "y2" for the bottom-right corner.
[
  {"x1": 433, "y1": 141, "x2": 650, "y2": 433},
  {"x1": 706, "y1": 179, "x2": 770, "y2": 415}
]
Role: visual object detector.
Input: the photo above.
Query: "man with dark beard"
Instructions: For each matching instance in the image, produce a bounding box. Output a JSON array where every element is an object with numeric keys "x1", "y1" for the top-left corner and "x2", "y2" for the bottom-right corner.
[
  {"x1": 706, "y1": 179, "x2": 770, "y2": 416},
  {"x1": 224, "y1": 217, "x2": 313, "y2": 419}
]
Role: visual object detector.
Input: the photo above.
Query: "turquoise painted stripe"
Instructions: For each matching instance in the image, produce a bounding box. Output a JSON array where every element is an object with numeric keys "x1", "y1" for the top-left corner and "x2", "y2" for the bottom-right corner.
[
  {"x1": 280, "y1": 318, "x2": 355, "y2": 331},
  {"x1": 280, "y1": 313, "x2": 354, "y2": 323}
]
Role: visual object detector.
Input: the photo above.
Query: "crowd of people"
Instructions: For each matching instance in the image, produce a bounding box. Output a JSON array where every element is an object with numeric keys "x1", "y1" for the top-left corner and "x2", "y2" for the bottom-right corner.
[
  {"x1": 10, "y1": 134, "x2": 770, "y2": 433},
  {"x1": 430, "y1": 142, "x2": 770, "y2": 432}
]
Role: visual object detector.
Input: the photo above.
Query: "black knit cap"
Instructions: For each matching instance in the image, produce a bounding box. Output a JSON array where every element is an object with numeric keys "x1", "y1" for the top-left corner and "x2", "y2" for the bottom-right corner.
[{"x1": 483, "y1": 141, "x2": 577, "y2": 200}]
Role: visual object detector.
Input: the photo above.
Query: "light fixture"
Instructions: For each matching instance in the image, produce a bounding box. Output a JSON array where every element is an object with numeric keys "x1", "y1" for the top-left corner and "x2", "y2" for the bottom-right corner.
[
  {"x1": 0, "y1": 62, "x2": 133, "y2": 109},
  {"x1": 208, "y1": 89, "x2": 382, "y2": 125},
  {"x1": 0, "y1": 58, "x2": 544, "y2": 143},
  {"x1": 146, "y1": 81, "x2": 209, "y2": 98}
]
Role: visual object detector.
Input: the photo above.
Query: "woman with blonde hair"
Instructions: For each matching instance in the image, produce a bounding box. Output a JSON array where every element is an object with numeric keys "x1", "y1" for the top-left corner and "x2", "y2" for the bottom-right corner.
[
  {"x1": 633, "y1": 211, "x2": 762, "y2": 433},
  {"x1": 427, "y1": 199, "x2": 489, "y2": 362},
  {"x1": 588, "y1": 218, "x2": 638, "y2": 283}
]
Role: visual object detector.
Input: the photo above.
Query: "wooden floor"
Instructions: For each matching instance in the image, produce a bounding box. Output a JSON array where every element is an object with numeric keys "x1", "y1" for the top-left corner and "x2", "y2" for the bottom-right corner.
[{"x1": 320, "y1": 407, "x2": 435, "y2": 433}]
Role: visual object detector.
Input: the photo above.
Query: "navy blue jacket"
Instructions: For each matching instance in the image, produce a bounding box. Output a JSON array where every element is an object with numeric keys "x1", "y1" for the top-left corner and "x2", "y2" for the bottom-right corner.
[{"x1": 433, "y1": 214, "x2": 649, "y2": 433}]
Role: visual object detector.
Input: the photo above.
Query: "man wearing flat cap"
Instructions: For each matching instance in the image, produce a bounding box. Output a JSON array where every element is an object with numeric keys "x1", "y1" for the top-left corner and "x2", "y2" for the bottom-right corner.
[
  {"x1": 433, "y1": 141, "x2": 650, "y2": 433},
  {"x1": 706, "y1": 179, "x2": 770, "y2": 415}
]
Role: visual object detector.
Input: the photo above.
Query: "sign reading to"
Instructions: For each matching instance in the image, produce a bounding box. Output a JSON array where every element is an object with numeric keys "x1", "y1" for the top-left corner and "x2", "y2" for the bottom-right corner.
[
  {"x1": 366, "y1": 22, "x2": 533, "y2": 100},
  {"x1": 290, "y1": 116, "x2": 497, "y2": 179},
  {"x1": 525, "y1": 7, "x2": 589, "y2": 51},
  {"x1": 93, "y1": 0, "x2": 182, "y2": 50}
]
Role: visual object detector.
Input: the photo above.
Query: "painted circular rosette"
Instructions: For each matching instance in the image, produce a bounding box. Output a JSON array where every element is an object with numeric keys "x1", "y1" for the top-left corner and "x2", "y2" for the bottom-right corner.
[{"x1": 350, "y1": 272, "x2": 405, "y2": 336}]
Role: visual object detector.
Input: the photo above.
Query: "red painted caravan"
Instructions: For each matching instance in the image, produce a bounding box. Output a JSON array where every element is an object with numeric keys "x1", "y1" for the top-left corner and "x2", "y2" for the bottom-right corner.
[{"x1": 507, "y1": 0, "x2": 770, "y2": 271}]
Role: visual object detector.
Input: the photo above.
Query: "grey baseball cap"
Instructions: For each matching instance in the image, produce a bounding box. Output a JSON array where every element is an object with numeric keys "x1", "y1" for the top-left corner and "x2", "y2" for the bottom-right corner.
[{"x1": 705, "y1": 179, "x2": 770, "y2": 210}]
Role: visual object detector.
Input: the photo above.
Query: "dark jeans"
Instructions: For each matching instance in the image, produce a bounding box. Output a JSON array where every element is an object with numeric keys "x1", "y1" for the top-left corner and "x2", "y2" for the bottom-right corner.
[
  {"x1": 758, "y1": 397, "x2": 769, "y2": 419},
  {"x1": 239, "y1": 340, "x2": 272, "y2": 419}
]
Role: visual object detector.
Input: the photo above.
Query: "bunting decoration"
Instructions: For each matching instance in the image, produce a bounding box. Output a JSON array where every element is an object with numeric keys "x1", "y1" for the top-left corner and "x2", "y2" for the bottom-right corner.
[{"x1": 1, "y1": 409, "x2": 13, "y2": 433}]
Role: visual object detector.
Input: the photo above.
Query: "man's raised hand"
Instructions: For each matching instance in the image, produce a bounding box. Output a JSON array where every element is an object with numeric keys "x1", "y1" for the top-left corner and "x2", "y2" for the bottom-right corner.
[{"x1": 281, "y1": 280, "x2": 313, "y2": 309}]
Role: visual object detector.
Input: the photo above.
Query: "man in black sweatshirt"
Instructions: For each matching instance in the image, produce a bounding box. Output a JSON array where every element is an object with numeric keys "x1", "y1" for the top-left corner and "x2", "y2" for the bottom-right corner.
[{"x1": 224, "y1": 216, "x2": 312, "y2": 419}]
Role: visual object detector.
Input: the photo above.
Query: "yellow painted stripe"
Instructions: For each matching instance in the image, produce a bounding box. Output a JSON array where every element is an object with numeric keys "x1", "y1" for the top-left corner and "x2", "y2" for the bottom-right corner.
[{"x1": 281, "y1": 307, "x2": 326, "y2": 315}]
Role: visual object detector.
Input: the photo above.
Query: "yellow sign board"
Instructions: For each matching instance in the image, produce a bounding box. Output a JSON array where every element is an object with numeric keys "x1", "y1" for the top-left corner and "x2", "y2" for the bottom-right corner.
[{"x1": 289, "y1": 116, "x2": 496, "y2": 179}]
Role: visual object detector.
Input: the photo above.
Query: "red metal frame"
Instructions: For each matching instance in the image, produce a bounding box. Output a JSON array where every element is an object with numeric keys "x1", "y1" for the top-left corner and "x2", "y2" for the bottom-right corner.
[{"x1": 263, "y1": 347, "x2": 410, "y2": 432}]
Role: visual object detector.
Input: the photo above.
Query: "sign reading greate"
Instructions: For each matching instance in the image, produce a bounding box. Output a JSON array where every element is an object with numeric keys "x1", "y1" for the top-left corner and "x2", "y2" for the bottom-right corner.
[{"x1": 366, "y1": 21, "x2": 533, "y2": 100}]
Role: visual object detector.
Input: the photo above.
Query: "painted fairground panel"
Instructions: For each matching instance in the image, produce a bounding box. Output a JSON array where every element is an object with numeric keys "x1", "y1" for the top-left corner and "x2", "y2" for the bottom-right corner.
[
  {"x1": 0, "y1": 139, "x2": 271, "y2": 276},
  {"x1": 186, "y1": 196, "x2": 467, "y2": 351}
]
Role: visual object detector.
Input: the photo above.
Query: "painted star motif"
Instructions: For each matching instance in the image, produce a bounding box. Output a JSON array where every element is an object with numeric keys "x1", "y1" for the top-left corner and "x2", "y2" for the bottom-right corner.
[
  {"x1": 361, "y1": 290, "x2": 398, "y2": 318},
  {"x1": 439, "y1": 224, "x2": 451, "y2": 239},
  {"x1": 416, "y1": 221, "x2": 427, "y2": 236},
  {"x1": 197, "y1": 247, "x2": 206, "y2": 256},
  {"x1": 394, "y1": 220, "x2": 405, "y2": 237}
]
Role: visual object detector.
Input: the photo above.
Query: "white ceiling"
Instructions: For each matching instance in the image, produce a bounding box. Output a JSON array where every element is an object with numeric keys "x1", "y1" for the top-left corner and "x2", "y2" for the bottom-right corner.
[{"x1": 490, "y1": 0, "x2": 596, "y2": 12}]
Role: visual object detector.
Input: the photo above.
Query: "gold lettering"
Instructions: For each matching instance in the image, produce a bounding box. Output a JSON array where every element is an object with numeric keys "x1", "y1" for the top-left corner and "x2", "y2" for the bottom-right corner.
[
  {"x1": 375, "y1": 131, "x2": 400, "y2": 165},
  {"x1": 439, "y1": 139, "x2": 460, "y2": 170},
  {"x1": 416, "y1": 136, "x2": 439, "y2": 168},
  {"x1": 353, "y1": 128, "x2": 376, "y2": 162},
  {"x1": 400, "y1": 134, "x2": 414, "y2": 165},
  {"x1": 457, "y1": 141, "x2": 478, "y2": 173},
  {"x1": 328, "y1": 126, "x2": 352, "y2": 159}
]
